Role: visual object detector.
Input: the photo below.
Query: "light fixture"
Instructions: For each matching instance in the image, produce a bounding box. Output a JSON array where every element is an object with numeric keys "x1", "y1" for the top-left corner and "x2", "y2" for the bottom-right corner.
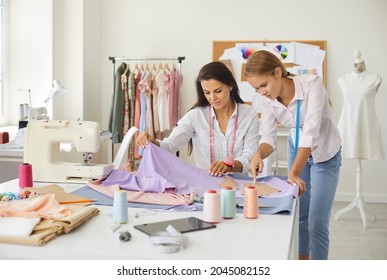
[
  {"x1": 44, "y1": 79, "x2": 67, "y2": 108},
  {"x1": 28, "y1": 79, "x2": 67, "y2": 120}
]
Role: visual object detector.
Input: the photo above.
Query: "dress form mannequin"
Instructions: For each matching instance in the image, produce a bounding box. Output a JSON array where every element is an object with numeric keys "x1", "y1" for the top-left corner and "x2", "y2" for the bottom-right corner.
[{"x1": 335, "y1": 50, "x2": 384, "y2": 229}]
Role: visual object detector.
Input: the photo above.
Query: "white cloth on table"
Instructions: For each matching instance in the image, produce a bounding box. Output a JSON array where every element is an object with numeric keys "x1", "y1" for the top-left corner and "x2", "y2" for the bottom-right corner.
[{"x1": 337, "y1": 71, "x2": 384, "y2": 160}]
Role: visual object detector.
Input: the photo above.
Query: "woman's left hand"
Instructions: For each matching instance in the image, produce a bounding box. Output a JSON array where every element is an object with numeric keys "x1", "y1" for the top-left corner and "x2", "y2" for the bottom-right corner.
[
  {"x1": 287, "y1": 174, "x2": 306, "y2": 196},
  {"x1": 209, "y1": 160, "x2": 231, "y2": 177}
]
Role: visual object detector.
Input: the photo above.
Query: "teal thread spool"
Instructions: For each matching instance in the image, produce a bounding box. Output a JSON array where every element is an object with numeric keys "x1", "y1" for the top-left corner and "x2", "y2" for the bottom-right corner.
[{"x1": 221, "y1": 186, "x2": 236, "y2": 219}]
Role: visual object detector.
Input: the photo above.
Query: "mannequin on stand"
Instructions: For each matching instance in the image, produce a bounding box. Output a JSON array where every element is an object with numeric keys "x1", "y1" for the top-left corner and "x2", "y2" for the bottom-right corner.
[{"x1": 335, "y1": 50, "x2": 384, "y2": 229}]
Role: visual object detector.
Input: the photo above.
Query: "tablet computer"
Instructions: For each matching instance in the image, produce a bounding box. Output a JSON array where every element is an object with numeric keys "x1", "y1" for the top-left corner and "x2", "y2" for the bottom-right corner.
[{"x1": 134, "y1": 216, "x2": 216, "y2": 236}]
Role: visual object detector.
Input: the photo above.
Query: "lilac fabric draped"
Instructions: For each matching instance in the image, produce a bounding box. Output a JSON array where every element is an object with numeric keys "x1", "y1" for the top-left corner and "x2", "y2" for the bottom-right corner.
[
  {"x1": 101, "y1": 143, "x2": 299, "y2": 198},
  {"x1": 102, "y1": 143, "x2": 223, "y2": 195}
]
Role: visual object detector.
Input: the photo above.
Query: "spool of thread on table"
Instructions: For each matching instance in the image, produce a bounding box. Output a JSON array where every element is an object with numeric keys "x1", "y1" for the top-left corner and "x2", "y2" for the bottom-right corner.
[
  {"x1": 113, "y1": 190, "x2": 129, "y2": 223},
  {"x1": 18, "y1": 163, "x2": 33, "y2": 188},
  {"x1": 244, "y1": 185, "x2": 258, "y2": 219},
  {"x1": 203, "y1": 189, "x2": 221, "y2": 224},
  {"x1": 221, "y1": 186, "x2": 236, "y2": 219}
]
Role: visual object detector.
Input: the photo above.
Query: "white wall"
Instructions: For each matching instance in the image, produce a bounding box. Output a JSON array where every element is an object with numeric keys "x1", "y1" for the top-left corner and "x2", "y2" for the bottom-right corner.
[
  {"x1": 7, "y1": 0, "x2": 387, "y2": 202},
  {"x1": 8, "y1": 0, "x2": 52, "y2": 122}
]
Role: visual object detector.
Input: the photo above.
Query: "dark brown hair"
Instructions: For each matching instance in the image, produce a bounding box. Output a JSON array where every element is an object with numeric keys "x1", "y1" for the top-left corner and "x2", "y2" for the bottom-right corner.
[{"x1": 187, "y1": 61, "x2": 244, "y2": 155}]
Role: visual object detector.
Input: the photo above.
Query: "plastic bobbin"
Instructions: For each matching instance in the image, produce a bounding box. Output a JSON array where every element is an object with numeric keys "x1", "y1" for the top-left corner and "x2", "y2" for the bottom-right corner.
[
  {"x1": 244, "y1": 185, "x2": 258, "y2": 219},
  {"x1": 203, "y1": 189, "x2": 221, "y2": 223},
  {"x1": 119, "y1": 231, "x2": 132, "y2": 242},
  {"x1": 221, "y1": 186, "x2": 236, "y2": 219}
]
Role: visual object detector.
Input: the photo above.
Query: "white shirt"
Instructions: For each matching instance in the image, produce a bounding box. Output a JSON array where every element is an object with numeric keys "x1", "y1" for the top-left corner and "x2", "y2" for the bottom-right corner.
[
  {"x1": 159, "y1": 103, "x2": 260, "y2": 175},
  {"x1": 259, "y1": 75, "x2": 341, "y2": 163}
]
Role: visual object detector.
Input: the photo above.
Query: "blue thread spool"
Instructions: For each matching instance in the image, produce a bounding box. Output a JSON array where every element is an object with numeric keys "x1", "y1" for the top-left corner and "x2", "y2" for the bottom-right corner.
[
  {"x1": 221, "y1": 186, "x2": 236, "y2": 219},
  {"x1": 113, "y1": 190, "x2": 129, "y2": 224}
]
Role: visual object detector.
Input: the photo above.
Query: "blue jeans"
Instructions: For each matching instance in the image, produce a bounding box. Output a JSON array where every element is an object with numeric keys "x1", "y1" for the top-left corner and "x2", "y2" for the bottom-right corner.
[{"x1": 287, "y1": 136, "x2": 341, "y2": 260}]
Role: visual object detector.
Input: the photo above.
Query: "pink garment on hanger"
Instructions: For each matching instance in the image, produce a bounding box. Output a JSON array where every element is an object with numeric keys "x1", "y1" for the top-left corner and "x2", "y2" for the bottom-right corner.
[
  {"x1": 166, "y1": 68, "x2": 179, "y2": 127},
  {"x1": 155, "y1": 70, "x2": 169, "y2": 131}
]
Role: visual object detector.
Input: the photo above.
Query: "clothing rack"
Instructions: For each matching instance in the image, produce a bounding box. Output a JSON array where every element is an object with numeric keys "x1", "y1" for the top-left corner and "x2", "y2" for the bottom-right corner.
[
  {"x1": 109, "y1": 56, "x2": 185, "y2": 91},
  {"x1": 108, "y1": 56, "x2": 185, "y2": 123},
  {"x1": 108, "y1": 56, "x2": 185, "y2": 166}
]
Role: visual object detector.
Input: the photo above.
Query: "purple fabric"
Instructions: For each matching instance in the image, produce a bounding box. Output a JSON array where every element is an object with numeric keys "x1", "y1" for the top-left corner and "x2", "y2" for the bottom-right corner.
[
  {"x1": 103, "y1": 143, "x2": 223, "y2": 195},
  {"x1": 102, "y1": 143, "x2": 298, "y2": 197}
]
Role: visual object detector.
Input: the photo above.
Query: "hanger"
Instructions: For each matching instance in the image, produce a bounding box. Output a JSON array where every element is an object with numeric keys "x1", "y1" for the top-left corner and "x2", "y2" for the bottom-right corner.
[
  {"x1": 164, "y1": 63, "x2": 170, "y2": 72},
  {"x1": 123, "y1": 63, "x2": 130, "y2": 76}
]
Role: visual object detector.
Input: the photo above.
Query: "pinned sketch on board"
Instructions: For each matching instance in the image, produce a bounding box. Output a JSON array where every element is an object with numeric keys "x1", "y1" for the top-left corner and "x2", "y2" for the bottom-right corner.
[{"x1": 216, "y1": 40, "x2": 326, "y2": 105}]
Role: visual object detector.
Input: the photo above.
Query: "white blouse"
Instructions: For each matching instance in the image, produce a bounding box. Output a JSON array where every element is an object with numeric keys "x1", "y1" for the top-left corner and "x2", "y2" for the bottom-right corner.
[
  {"x1": 158, "y1": 103, "x2": 260, "y2": 175},
  {"x1": 259, "y1": 75, "x2": 341, "y2": 163}
]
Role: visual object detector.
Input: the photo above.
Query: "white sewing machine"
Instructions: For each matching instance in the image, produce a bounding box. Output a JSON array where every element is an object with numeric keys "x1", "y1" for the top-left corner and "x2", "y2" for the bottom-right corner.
[{"x1": 24, "y1": 120, "x2": 114, "y2": 183}]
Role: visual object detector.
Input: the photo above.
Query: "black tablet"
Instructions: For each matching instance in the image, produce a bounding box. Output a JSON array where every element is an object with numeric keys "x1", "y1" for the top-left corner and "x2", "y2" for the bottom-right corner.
[{"x1": 134, "y1": 216, "x2": 216, "y2": 236}]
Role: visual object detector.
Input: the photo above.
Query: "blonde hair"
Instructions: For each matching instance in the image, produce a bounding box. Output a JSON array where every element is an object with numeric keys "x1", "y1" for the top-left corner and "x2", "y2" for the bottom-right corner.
[{"x1": 245, "y1": 50, "x2": 288, "y2": 78}]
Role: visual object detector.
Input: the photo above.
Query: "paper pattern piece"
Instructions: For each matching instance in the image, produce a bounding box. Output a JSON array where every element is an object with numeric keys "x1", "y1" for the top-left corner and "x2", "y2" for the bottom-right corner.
[{"x1": 242, "y1": 182, "x2": 279, "y2": 196}]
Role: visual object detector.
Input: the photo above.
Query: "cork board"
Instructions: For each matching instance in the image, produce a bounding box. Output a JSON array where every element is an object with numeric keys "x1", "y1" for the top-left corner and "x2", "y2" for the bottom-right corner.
[{"x1": 213, "y1": 40, "x2": 327, "y2": 85}]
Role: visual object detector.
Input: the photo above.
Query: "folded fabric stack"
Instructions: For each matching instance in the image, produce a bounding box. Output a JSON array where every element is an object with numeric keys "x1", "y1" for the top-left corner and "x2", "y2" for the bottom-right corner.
[{"x1": 0, "y1": 185, "x2": 99, "y2": 246}]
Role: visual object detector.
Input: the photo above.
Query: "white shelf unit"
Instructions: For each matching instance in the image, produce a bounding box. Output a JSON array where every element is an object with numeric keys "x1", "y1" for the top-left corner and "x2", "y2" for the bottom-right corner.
[{"x1": 271, "y1": 125, "x2": 290, "y2": 176}]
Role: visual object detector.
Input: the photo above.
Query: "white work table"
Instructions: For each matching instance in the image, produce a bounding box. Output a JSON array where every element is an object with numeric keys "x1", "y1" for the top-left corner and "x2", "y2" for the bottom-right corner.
[{"x1": 0, "y1": 179, "x2": 298, "y2": 260}]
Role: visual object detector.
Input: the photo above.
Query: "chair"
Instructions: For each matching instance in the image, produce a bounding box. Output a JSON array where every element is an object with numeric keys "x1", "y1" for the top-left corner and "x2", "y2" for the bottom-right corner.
[{"x1": 113, "y1": 126, "x2": 139, "y2": 169}]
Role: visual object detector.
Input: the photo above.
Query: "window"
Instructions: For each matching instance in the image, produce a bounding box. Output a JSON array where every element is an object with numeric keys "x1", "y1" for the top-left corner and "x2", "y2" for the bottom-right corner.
[{"x1": 0, "y1": 0, "x2": 6, "y2": 122}]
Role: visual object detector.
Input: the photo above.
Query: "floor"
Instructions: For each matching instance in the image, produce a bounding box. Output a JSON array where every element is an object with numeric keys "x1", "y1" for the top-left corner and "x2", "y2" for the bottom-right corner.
[{"x1": 328, "y1": 201, "x2": 387, "y2": 260}]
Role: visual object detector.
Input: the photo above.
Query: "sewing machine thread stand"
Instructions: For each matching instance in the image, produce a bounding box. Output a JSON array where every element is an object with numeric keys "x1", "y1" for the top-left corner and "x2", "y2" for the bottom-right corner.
[{"x1": 334, "y1": 159, "x2": 375, "y2": 229}]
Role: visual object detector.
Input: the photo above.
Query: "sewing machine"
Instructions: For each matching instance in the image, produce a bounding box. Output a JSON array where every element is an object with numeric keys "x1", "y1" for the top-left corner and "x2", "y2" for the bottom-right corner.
[{"x1": 24, "y1": 120, "x2": 114, "y2": 183}]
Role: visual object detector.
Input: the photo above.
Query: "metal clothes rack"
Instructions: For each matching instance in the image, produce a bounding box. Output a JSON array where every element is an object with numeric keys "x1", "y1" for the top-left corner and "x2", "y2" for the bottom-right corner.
[
  {"x1": 108, "y1": 56, "x2": 185, "y2": 166},
  {"x1": 109, "y1": 56, "x2": 185, "y2": 96}
]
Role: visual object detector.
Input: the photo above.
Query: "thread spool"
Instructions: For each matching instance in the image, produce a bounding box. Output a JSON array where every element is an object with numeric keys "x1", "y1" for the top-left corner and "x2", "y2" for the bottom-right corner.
[
  {"x1": 18, "y1": 163, "x2": 33, "y2": 188},
  {"x1": 203, "y1": 189, "x2": 221, "y2": 223},
  {"x1": 113, "y1": 190, "x2": 129, "y2": 223},
  {"x1": 0, "y1": 132, "x2": 9, "y2": 144},
  {"x1": 244, "y1": 185, "x2": 258, "y2": 219},
  {"x1": 221, "y1": 186, "x2": 236, "y2": 219},
  {"x1": 19, "y1": 103, "x2": 29, "y2": 120}
]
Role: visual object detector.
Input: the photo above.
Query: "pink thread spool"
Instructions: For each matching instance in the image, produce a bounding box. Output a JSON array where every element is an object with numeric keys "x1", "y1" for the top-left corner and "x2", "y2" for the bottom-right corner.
[
  {"x1": 0, "y1": 132, "x2": 9, "y2": 144},
  {"x1": 203, "y1": 189, "x2": 221, "y2": 224},
  {"x1": 244, "y1": 185, "x2": 258, "y2": 219},
  {"x1": 19, "y1": 163, "x2": 33, "y2": 188}
]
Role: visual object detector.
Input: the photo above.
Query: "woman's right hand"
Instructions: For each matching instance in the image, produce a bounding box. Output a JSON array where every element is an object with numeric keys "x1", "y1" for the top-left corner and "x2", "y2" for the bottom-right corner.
[
  {"x1": 136, "y1": 131, "x2": 157, "y2": 148},
  {"x1": 249, "y1": 153, "x2": 264, "y2": 183}
]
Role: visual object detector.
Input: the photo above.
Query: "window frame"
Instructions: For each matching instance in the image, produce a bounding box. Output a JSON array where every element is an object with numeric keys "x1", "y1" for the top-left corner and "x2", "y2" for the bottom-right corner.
[{"x1": 0, "y1": 0, "x2": 7, "y2": 125}]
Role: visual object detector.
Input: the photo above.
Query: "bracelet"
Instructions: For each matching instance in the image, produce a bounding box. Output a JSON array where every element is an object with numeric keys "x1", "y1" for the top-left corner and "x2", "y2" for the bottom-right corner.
[{"x1": 223, "y1": 156, "x2": 235, "y2": 169}]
